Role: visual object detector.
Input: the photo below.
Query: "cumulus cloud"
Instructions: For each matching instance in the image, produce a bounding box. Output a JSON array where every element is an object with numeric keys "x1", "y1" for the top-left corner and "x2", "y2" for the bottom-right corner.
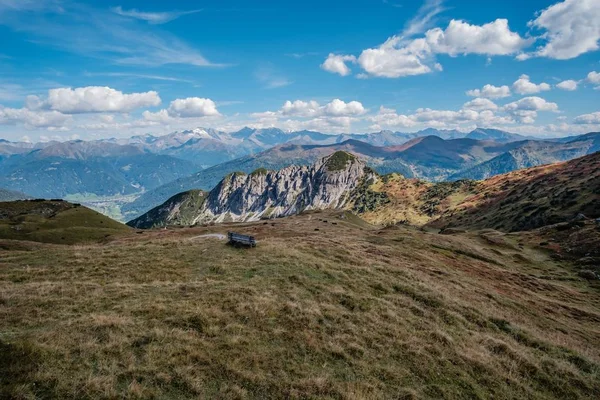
[
  {"x1": 573, "y1": 111, "x2": 600, "y2": 124},
  {"x1": 321, "y1": 54, "x2": 357, "y2": 76},
  {"x1": 357, "y1": 37, "x2": 433, "y2": 78},
  {"x1": 367, "y1": 100, "x2": 513, "y2": 130},
  {"x1": 527, "y1": 0, "x2": 600, "y2": 60},
  {"x1": 327, "y1": 13, "x2": 528, "y2": 78},
  {"x1": 0, "y1": 106, "x2": 72, "y2": 129},
  {"x1": 167, "y1": 97, "x2": 219, "y2": 118},
  {"x1": 368, "y1": 106, "x2": 417, "y2": 129},
  {"x1": 503, "y1": 96, "x2": 559, "y2": 123},
  {"x1": 411, "y1": 107, "x2": 480, "y2": 124},
  {"x1": 263, "y1": 99, "x2": 366, "y2": 119},
  {"x1": 466, "y1": 84, "x2": 511, "y2": 99},
  {"x1": 248, "y1": 99, "x2": 367, "y2": 133},
  {"x1": 425, "y1": 19, "x2": 531, "y2": 56},
  {"x1": 512, "y1": 74, "x2": 551, "y2": 95},
  {"x1": 462, "y1": 98, "x2": 498, "y2": 111},
  {"x1": 143, "y1": 97, "x2": 220, "y2": 122},
  {"x1": 26, "y1": 86, "x2": 161, "y2": 114},
  {"x1": 588, "y1": 71, "x2": 600, "y2": 88},
  {"x1": 556, "y1": 79, "x2": 579, "y2": 91}
]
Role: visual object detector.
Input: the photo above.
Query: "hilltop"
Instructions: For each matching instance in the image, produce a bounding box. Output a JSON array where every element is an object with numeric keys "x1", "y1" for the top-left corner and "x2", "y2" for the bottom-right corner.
[{"x1": 0, "y1": 200, "x2": 130, "y2": 244}]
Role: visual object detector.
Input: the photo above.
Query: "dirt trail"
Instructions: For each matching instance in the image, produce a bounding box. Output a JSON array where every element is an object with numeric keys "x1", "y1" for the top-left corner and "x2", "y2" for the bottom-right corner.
[{"x1": 189, "y1": 233, "x2": 227, "y2": 240}]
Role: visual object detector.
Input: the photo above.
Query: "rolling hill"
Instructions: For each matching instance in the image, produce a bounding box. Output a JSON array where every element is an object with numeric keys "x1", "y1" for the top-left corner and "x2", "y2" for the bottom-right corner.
[{"x1": 0, "y1": 199, "x2": 130, "y2": 244}]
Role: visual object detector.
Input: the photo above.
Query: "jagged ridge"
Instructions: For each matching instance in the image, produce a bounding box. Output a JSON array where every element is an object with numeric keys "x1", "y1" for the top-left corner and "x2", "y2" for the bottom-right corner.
[{"x1": 128, "y1": 151, "x2": 374, "y2": 227}]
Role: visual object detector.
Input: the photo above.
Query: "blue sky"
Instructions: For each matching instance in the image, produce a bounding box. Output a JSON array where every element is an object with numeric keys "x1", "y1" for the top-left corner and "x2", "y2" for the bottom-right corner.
[{"x1": 0, "y1": 0, "x2": 599, "y2": 141}]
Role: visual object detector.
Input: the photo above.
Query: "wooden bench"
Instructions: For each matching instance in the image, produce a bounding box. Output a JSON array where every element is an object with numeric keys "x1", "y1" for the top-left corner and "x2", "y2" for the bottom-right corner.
[{"x1": 227, "y1": 232, "x2": 257, "y2": 247}]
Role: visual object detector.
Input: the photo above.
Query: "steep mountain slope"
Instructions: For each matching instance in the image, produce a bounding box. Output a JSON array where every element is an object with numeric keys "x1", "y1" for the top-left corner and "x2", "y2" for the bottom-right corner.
[
  {"x1": 126, "y1": 190, "x2": 207, "y2": 229},
  {"x1": 0, "y1": 188, "x2": 31, "y2": 201},
  {"x1": 0, "y1": 141, "x2": 198, "y2": 199},
  {"x1": 128, "y1": 152, "x2": 373, "y2": 227},
  {"x1": 0, "y1": 200, "x2": 130, "y2": 244}
]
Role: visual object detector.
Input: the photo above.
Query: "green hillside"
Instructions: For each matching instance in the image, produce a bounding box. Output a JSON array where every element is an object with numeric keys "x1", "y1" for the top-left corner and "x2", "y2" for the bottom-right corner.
[{"x1": 0, "y1": 200, "x2": 131, "y2": 244}]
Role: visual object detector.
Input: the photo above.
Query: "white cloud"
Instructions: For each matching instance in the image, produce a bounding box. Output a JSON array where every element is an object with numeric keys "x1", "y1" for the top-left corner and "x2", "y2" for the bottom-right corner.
[
  {"x1": 573, "y1": 111, "x2": 600, "y2": 124},
  {"x1": 142, "y1": 109, "x2": 172, "y2": 124},
  {"x1": 466, "y1": 84, "x2": 511, "y2": 99},
  {"x1": 425, "y1": 19, "x2": 531, "y2": 56},
  {"x1": 512, "y1": 74, "x2": 551, "y2": 95},
  {"x1": 343, "y1": 14, "x2": 529, "y2": 79},
  {"x1": 411, "y1": 107, "x2": 480, "y2": 124},
  {"x1": 266, "y1": 99, "x2": 366, "y2": 119},
  {"x1": 249, "y1": 99, "x2": 366, "y2": 133},
  {"x1": 323, "y1": 99, "x2": 366, "y2": 116},
  {"x1": 368, "y1": 106, "x2": 416, "y2": 129},
  {"x1": 26, "y1": 86, "x2": 161, "y2": 114},
  {"x1": 368, "y1": 101, "x2": 513, "y2": 130},
  {"x1": 527, "y1": 0, "x2": 600, "y2": 60},
  {"x1": 462, "y1": 98, "x2": 498, "y2": 111},
  {"x1": 111, "y1": 6, "x2": 202, "y2": 24},
  {"x1": 357, "y1": 38, "x2": 433, "y2": 78},
  {"x1": 321, "y1": 54, "x2": 357, "y2": 76},
  {"x1": 143, "y1": 97, "x2": 220, "y2": 122},
  {"x1": 0, "y1": 106, "x2": 72, "y2": 128},
  {"x1": 588, "y1": 71, "x2": 600, "y2": 87},
  {"x1": 556, "y1": 79, "x2": 578, "y2": 91},
  {"x1": 503, "y1": 96, "x2": 559, "y2": 123},
  {"x1": 167, "y1": 97, "x2": 219, "y2": 118}
]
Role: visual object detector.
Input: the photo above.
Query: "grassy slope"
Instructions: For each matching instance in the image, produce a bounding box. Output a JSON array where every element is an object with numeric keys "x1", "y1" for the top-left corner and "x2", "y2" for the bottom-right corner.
[
  {"x1": 1, "y1": 212, "x2": 599, "y2": 399},
  {"x1": 432, "y1": 151, "x2": 600, "y2": 232},
  {"x1": 0, "y1": 200, "x2": 131, "y2": 244},
  {"x1": 360, "y1": 152, "x2": 600, "y2": 232}
]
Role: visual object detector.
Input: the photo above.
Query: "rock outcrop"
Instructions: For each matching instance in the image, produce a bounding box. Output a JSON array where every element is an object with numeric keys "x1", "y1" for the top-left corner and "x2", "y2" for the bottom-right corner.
[{"x1": 128, "y1": 151, "x2": 375, "y2": 227}]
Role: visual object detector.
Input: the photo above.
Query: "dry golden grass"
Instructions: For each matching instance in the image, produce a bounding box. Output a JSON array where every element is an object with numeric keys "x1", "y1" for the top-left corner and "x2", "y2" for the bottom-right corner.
[
  {"x1": 1, "y1": 211, "x2": 599, "y2": 399},
  {"x1": 360, "y1": 152, "x2": 600, "y2": 233}
]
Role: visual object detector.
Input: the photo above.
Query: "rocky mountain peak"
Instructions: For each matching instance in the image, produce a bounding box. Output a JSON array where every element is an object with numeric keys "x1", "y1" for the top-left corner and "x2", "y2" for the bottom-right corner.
[{"x1": 129, "y1": 152, "x2": 373, "y2": 227}]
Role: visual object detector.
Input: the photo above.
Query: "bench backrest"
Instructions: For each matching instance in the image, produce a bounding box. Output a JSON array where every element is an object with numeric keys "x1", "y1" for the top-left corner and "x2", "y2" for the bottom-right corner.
[{"x1": 228, "y1": 232, "x2": 256, "y2": 246}]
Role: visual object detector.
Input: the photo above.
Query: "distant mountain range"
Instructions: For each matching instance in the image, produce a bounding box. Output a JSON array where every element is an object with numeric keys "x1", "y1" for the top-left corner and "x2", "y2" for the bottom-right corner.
[
  {"x1": 129, "y1": 150, "x2": 600, "y2": 233},
  {"x1": 1, "y1": 127, "x2": 598, "y2": 221},
  {"x1": 0, "y1": 141, "x2": 198, "y2": 199}
]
